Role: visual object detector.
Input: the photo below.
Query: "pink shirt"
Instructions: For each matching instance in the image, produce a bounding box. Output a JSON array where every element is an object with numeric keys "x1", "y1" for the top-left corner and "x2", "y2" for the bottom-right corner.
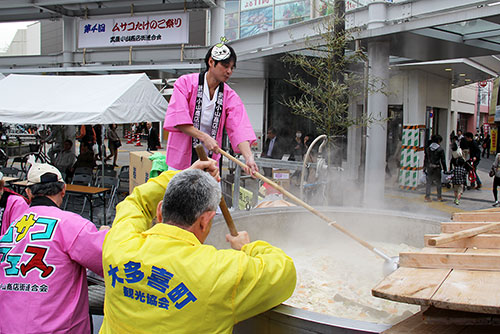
[
  {"x1": 0, "y1": 193, "x2": 29, "y2": 236},
  {"x1": 0, "y1": 201, "x2": 107, "y2": 334},
  {"x1": 164, "y1": 73, "x2": 257, "y2": 170}
]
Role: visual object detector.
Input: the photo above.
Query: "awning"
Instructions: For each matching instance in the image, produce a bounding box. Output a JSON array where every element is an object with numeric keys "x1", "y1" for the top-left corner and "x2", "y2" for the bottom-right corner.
[{"x1": 0, "y1": 73, "x2": 168, "y2": 125}]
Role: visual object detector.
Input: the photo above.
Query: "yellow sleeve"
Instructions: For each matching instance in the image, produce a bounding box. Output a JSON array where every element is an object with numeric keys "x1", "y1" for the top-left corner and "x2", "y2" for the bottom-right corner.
[
  {"x1": 232, "y1": 240, "x2": 296, "y2": 323},
  {"x1": 110, "y1": 170, "x2": 179, "y2": 236}
]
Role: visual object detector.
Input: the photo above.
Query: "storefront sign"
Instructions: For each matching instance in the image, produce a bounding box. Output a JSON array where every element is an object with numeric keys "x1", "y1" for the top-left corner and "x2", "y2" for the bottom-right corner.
[
  {"x1": 78, "y1": 13, "x2": 189, "y2": 48},
  {"x1": 495, "y1": 105, "x2": 500, "y2": 123},
  {"x1": 241, "y1": 0, "x2": 272, "y2": 11},
  {"x1": 484, "y1": 123, "x2": 490, "y2": 135}
]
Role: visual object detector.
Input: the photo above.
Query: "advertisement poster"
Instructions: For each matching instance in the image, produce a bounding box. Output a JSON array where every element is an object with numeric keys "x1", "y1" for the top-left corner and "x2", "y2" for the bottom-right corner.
[
  {"x1": 491, "y1": 128, "x2": 498, "y2": 154},
  {"x1": 490, "y1": 77, "x2": 500, "y2": 118},
  {"x1": 240, "y1": 7, "x2": 273, "y2": 38},
  {"x1": 78, "y1": 13, "x2": 189, "y2": 48}
]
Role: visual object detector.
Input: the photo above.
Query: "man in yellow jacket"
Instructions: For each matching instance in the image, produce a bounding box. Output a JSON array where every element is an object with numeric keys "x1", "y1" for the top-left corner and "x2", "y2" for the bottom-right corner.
[{"x1": 100, "y1": 160, "x2": 296, "y2": 333}]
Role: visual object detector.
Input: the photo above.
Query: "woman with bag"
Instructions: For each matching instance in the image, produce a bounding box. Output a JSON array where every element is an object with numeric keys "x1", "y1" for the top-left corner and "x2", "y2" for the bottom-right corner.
[
  {"x1": 450, "y1": 137, "x2": 463, "y2": 169},
  {"x1": 105, "y1": 124, "x2": 121, "y2": 167},
  {"x1": 491, "y1": 153, "x2": 500, "y2": 206}
]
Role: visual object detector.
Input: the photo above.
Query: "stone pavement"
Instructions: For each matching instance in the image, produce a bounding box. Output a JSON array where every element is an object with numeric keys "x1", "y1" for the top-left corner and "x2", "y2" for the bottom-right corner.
[{"x1": 383, "y1": 154, "x2": 498, "y2": 221}]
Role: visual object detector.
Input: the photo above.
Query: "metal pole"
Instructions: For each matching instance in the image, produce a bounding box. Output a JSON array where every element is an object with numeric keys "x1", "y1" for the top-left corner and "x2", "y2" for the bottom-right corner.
[
  {"x1": 101, "y1": 124, "x2": 106, "y2": 225},
  {"x1": 476, "y1": 83, "x2": 482, "y2": 133}
]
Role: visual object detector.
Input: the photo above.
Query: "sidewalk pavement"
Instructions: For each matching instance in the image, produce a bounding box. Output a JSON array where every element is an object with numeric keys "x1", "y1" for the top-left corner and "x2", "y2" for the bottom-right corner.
[{"x1": 383, "y1": 154, "x2": 498, "y2": 221}]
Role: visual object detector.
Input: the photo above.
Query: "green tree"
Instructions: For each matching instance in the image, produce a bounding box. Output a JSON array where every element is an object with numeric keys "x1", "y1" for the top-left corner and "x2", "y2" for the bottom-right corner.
[{"x1": 282, "y1": 1, "x2": 387, "y2": 202}]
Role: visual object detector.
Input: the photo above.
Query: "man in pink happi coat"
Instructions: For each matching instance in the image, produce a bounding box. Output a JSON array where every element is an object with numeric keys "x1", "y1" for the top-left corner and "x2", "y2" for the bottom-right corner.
[
  {"x1": 164, "y1": 42, "x2": 258, "y2": 173},
  {"x1": 0, "y1": 163, "x2": 109, "y2": 334}
]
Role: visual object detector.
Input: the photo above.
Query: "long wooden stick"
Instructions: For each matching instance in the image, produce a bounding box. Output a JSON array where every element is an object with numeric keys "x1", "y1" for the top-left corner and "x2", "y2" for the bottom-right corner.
[
  {"x1": 195, "y1": 145, "x2": 238, "y2": 236},
  {"x1": 218, "y1": 148, "x2": 393, "y2": 261},
  {"x1": 428, "y1": 222, "x2": 500, "y2": 246}
]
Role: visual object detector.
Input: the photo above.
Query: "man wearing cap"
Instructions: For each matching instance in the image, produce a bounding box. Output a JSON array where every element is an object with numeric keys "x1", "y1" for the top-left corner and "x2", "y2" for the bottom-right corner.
[
  {"x1": 0, "y1": 163, "x2": 108, "y2": 333},
  {"x1": 164, "y1": 41, "x2": 258, "y2": 174},
  {"x1": 0, "y1": 172, "x2": 29, "y2": 236},
  {"x1": 100, "y1": 161, "x2": 295, "y2": 333}
]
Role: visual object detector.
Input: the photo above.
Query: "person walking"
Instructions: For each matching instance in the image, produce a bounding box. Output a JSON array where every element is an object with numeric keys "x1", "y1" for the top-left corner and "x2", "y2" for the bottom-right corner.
[
  {"x1": 450, "y1": 157, "x2": 467, "y2": 205},
  {"x1": 76, "y1": 124, "x2": 96, "y2": 149},
  {"x1": 482, "y1": 134, "x2": 491, "y2": 159},
  {"x1": 105, "y1": 124, "x2": 121, "y2": 167},
  {"x1": 424, "y1": 134, "x2": 447, "y2": 202},
  {"x1": 465, "y1": 132, "x2": 482, "y2": 189},
  {"x1": 93, "y1": 124, "x2": 103, "y2": 160},
  {"x1": 146, "y1": 122, "x2": 160, "y2": 151},
  {"x1": 491, "y1": 153, "x2": 500, "y2": 206},
  {"x1": 449, "y1": 138, "x2": 463, "y2": 170}
]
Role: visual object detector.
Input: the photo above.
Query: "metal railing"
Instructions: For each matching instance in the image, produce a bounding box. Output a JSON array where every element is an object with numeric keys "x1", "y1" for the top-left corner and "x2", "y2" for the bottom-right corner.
[{"x1": 226, "y1": 156, "x2": 317, "y2": 210}]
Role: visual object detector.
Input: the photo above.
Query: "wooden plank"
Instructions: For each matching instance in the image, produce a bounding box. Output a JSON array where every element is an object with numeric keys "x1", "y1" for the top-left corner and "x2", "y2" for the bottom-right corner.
[
  {"x1": 420, "y1": 247, "x2": 466, "y2": 253},
  {"x1": 431, "y1": 270, "x2": 500, "y2": 315},
  {"x1": 372, "y1": 267, "x2": 452, "y2": 306},
  {"x1": 372, "y1": 248, "x2": 464, "y2": 306},
  {"x1": 424, "y1": 234, "x2": 500, "y2": 249},
  {"x1": 452, "y1": 212, "x2": 500, "y2": 222},
  {"x1": 428, "y1": 222, "x2": 500, "y2": 246},
  {"x1": 476, "y1": 207, "x2": 500, "y2": 213},
  {"x1": 423, "y1": 306, "x2": 500, "y2": 326},
  {"x1": 441, "y1": 222, "x2": 500, "y2": 234},
  {"x1": 399, "y1": 252, "x2": 500, "y2": 271}
]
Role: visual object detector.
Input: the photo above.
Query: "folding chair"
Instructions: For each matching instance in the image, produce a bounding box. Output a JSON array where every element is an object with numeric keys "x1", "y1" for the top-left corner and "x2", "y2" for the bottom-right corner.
[
  {"x1": 94, "y1": 175, "x2": 119, "y2": 217},
  {"x1": 117, "y1": 166, "x2": 129, "y2": 200},
  {"x1": 64, "y1": 173, "x2": 92, "y2": 215},
  {"x1": 1, "y1": 166, "x2": 21, "y2": 178},
  {"x1": 74, "y1": 167, "x2": 93, "y2": 176}
]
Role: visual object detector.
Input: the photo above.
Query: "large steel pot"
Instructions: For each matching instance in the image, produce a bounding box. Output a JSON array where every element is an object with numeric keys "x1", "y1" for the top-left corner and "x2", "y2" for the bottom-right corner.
[{"x1": 206, "y1": 206, "x2": 441, "y2": 334}]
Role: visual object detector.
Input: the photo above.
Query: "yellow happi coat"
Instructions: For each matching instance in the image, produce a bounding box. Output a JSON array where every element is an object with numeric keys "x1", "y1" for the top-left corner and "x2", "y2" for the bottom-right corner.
[{"x1": 100, "y1": 171, "x2": 296, "y2": 334}]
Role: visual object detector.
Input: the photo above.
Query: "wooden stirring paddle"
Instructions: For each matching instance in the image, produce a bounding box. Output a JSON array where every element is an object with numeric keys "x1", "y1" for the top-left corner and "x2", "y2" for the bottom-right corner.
[{"x1": 195, "y1": 144, "x2": 238, "y2": 236}]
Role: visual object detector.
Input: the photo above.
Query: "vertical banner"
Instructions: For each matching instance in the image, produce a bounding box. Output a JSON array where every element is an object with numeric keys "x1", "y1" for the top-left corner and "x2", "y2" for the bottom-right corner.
[
  {"x1": 491, "y1": 128, "x2": 498, "y2": 154},
  {"x1": 78, "y1": 13, "x2": 189, "y2": 48}
]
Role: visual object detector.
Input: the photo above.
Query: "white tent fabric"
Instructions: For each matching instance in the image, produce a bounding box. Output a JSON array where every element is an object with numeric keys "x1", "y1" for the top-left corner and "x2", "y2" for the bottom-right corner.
[{"x1": 0, "y1": 73, "x2": 168, "y2": 125}]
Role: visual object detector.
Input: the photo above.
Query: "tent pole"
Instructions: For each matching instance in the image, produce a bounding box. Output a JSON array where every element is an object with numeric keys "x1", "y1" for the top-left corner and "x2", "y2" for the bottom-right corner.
[{"x1": 101, "y1": 124, "x2": 106, "y2": 225}]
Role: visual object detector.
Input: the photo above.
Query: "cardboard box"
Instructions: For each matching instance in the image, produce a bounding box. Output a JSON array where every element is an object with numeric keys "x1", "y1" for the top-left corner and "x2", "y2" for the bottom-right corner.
[
  {"x1": 272, "y1": 169, "x2": 290, "y2": 180},
  {"x1": 271, "y1": 169, "x2": 291, "y2": 190},
  {"x1": 129, "y1": 151, "x2": 154, "y2": 193}
]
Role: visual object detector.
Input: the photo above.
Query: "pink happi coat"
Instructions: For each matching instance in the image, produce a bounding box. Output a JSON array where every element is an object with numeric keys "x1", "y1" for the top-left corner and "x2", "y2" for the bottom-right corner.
[
  {"x1": 0, "y1": 203, "x2": 107, "y2": 334},
  {"x1": 163, "y1": 73, "x2": 256, "y2": 170},
  {"x1": 0, "y1": 193, "x2": 29, "y2": 236}
]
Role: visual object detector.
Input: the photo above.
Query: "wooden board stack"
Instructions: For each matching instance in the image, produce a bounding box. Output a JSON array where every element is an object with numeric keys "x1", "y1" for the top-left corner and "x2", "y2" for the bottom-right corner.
[{"x1": 372, "y1": 209, "x2": 500, "y2": 330}]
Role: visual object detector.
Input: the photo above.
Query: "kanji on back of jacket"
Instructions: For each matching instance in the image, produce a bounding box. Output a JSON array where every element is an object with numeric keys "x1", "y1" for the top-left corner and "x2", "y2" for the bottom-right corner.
[
  {"x1": 0, "y1": 205, "x2": 106, "y2": 333},
  {"x1": 100, "y1": 170, "x2": 296, "y2": 334}
]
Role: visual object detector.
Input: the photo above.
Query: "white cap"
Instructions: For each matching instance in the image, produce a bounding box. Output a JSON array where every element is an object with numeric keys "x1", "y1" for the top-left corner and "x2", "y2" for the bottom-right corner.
[{"x1": 27, "y1": 163, "x2": 64, "y2": 185}]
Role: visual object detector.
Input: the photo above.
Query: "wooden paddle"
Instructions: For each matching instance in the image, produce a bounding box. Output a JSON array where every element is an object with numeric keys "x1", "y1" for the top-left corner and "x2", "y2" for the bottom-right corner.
[
  {"x1": 218, "y1": 147, "x2": 398, "y2": 272},
  {"x1": 195, "y1": 145, "x2": 238, "y2": 236}
]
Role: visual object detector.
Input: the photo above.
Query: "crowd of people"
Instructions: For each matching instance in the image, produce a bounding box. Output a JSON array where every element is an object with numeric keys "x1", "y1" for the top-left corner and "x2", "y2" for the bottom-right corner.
[{"x1": 425, "y1": 129, "x2": 499, "y2": 206}]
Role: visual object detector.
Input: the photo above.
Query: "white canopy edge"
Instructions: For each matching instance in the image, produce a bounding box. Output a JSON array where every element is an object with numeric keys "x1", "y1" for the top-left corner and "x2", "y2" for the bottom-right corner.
[{"x1": 0, "y1": 73, "x2": 168, "y2": 125}]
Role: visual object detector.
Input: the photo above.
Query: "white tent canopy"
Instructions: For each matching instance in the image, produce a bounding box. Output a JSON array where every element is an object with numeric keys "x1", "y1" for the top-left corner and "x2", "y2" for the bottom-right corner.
[{"x1": 0, "y1": 73, "x2": 168, "y2": 125}]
